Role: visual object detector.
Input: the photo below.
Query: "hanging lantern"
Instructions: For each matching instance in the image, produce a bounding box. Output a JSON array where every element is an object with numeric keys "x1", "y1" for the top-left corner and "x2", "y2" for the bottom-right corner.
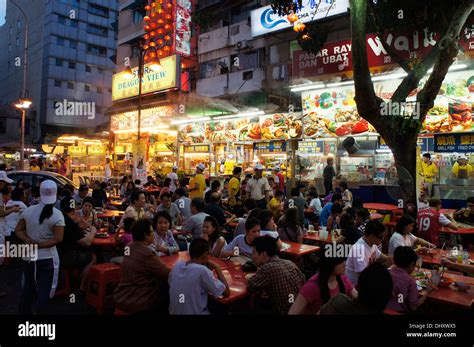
[
  {"x1": 301, "y1": 33, "x2": 311, "y2": 41},
  {"x1": 144, "y1": 54, "x2": 150, "y2": 61},
  {"x1": 165, "y1": 14, "x2": 172, "y2": 20},
  {"x1": 166, "y1": 3, "x2": 172, "y2": 9},
  {"x1": 145, "y1": 5, "x2": 151, "y2": 11},
  {"x1": 164, "y1": 35, "x2": 171, "y2": 41},
  {"x1": 157, "y1": 19, "x2": 164, "y2": 24},
  {"x1": 151, "y1": 12, "x2": 157, "y2": 18},
  {"x1": 143, "y1": 34, "x2": 150, "y2": 40},
  {"x1": 287, "y1": 12, "x2": 299, "y2": 23},
  {"x1": 144, "y1": 25, "x2": 151, "y2": 31},
  {"x1": 149, "y1": 51, "x2": 157, "y2": 58},
  {"x1": 163, "y1": 45, "x2": 170, "y2": 51},
  {"x1": 158, "y1": 49, "x2": 163, "y2": 56},
  {"x1": 157, "y1": 28, "x2": 164, "y2": 34},
  {"x1": 144, "y1": 15, "x2": 150, "y2": 21},
  {"x1": 157, "y1": 39, "x2": 164, "y2": 45},
  {"x1": 150, "y1": 30, "x2": 157, "y2": 37},
  {"x1": 164, "y1": 24, "x2": 171, "y2": 30},
  {"x1": 293, "y1": 22, "x2": 305, "y2": 32},
  {"x1": 158, "y1": 8, "x2": 164, "y2": 14},
  {"x1": 150, "y1": 22, "x2": 157, "y2": 29},
  {"x1": 151, "y1": 2, "x2": 157, "y2": 7},
  {"x1": 149, "y1": 41, "x2": 156, "y2": 47}
]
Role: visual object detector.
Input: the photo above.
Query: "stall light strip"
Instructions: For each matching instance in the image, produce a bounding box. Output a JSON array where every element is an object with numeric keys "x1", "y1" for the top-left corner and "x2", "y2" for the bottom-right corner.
[
  {"x1": 113, "y1": 126, "x2": 175, "y2": 134},
  {"x1": 171, "y1": 117, "x2": 211, "y2": 125}
]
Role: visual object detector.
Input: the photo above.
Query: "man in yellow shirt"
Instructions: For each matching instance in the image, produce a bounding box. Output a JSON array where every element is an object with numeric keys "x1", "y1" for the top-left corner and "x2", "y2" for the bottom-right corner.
[
  {"x1": 228, "y1": 167, "x2": 242, "y2": 212},
  {"x1": 189, "y1": 163, "x2": 206, "y2": 200},
  {"x1": 419, "y1": 153, "x2": 439, "y2": 198},
  {"x1": 452, "y1": 156, "x2": 473, "y2": 179},
  {"x1": 29, "y1": 159, "x2": 41, "y2": 171}
]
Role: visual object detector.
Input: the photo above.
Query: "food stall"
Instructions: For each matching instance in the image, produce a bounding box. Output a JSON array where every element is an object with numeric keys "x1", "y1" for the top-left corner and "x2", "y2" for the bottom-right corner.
[{"x1": 177, "y1": 113, "x2": 303, "y2": 179}]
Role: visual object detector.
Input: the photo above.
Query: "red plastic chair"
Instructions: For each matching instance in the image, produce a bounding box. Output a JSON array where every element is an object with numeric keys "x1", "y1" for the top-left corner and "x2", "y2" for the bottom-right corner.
[{"x1": 86, "y1": 263, "x2": 121, "y2": 314}]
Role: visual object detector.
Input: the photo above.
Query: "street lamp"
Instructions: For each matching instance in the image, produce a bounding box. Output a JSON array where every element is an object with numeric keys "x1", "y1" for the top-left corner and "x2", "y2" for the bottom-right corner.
[
  {"x1": 15, "y1": 98, "x2": 32, "y2": 170},
  {"x1": 123, "y1": 42, "x2": 163, "y2": 140}
]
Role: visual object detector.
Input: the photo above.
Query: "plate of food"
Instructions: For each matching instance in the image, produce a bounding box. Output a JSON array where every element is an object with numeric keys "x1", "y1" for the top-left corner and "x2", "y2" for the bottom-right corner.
[
  {"x1": 95, "y1": 232, "x2": 109, "y2": 238},
  {"x1": 416, "y1": 279, "x2": 429, "y2": 291},
  {"x1": 412, "y1": 271, "x2": 427, "y2": 280}
]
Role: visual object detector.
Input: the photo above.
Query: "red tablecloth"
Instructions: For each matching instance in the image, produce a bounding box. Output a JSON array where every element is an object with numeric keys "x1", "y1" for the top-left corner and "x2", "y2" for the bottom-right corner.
[
  {"x1": 97, "y1": 210, "x2": 125, "y2": 219},
  {"x1": 440, "y1": 226, "x2": 474, "y2": 235},
  {"x1": 91, "y1": 234, "x2": 117, "y2": 247},
  {"x1": 363, "y1": 203, "x2": 399, "y2": 211},
  {"x1": 280, "y1": 241, "x2": 320, "y2": 256}
]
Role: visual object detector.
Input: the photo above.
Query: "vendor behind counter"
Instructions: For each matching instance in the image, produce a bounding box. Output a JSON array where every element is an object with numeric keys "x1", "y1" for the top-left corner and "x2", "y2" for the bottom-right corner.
[{"x1": 451, "y1": 155, "x2": 473, "y2": 179}]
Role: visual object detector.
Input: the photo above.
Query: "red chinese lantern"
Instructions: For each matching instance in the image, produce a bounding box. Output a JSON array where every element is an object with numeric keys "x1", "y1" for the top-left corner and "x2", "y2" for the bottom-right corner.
[
  {"x1": 144, "y1": 55, "x2": 150, "y2": 61},
  {"x1": 166, "y1": 3, "x2": 172, "y2": 9},
  {"x1": 150, "y1": 22, "x2": 157, "y2": 28},
  {"x1": 163, "y1": 45, "x2": 170, "y2": 51},
  {"x1": 287, "y1": 12, "x2": 299, "y2": 23},
  {"x1": 164, "y1": 35, "x2": 171, "y2": 41},
  {"x1": 157, "y1": 19, "x2": 164, "y2": 24},
  {"x1": 293, "y1": 22, "x2": 305, "y2": 32},
  {"x1": 145, "y1": 5, "x2": 151, "y2": 10},
  {"x1": 158, "y1": 8, "x2": 164, "y2": 14},
  {"x1": 150, "y1": 30, "x2": 157, "y2": 37},
  {"x1": 151, "y1": 2, "x2": 156, "y2": 7},
  {"x1": 151, "y1": 12, "x2": 157, "y2": 18},
  {"x1": 165, "y1": 14, "x2": 172, "y2": 20},
  {"x1": 149, "y1": 41, "x2": 156, "y2": 47},
  {"x1": 157, "y1": 39, "x2": 164, "y2": 45},
  {"x1": 157, "y1": 28, "x2": 164, "y2": 34},
  {"x1": 144, "y1": 34, "x2": 150, "y2": 40},
  {"x1": 158, "y1": 49, "x2": 163, "y2": 56},
  {"x1": 164, "y1": 24, "x2": 171, "y2": 30},
  {"x1": 143, "y1": 44, "x2": 149, "y2": 50},
  {"x1": 144, "y1": 15, "x2": 150, "y2": 21}
]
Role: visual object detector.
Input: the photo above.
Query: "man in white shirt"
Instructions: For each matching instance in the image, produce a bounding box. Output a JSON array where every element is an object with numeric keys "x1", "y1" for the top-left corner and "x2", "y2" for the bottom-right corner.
[
  {"x1": 169, "y1": 238, "x2": 229, "y2": 314},
  {"x1": 346, "y1": 220, "x2": 392, "y2": 286},
  {"x1": 167, "y1": 165, "x2": 179, "y2": 193},
  {"x1": 246, "y1": 164, "x2": 271, "y2": 210},
  {"x1": 5, "y1": 188, "x2": 28, "y2": 239}
]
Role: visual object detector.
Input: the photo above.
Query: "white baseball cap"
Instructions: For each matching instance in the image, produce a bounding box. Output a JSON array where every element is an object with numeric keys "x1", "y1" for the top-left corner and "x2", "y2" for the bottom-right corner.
[
  {"x1": 197, "y1": 163, "x2": 206, "y2": 170},
  {"x1": 0, "y1": 171, "x2": 13, "y2": 184},
  {"x1": 40, "y1": 180, "x2": 58, "y2": 205},
  {"x1": 255, "y1": 164, "x2": 264, "y2": 170},
  {"x1": 458, "y1": 155, "x2": 468, "y2": 161},
  {"x1": 272, "y1": 165, "x2": 280, "y2": 171},
  {"x1": 172, "y1": 165, "x2": 178, "y2": 170}
]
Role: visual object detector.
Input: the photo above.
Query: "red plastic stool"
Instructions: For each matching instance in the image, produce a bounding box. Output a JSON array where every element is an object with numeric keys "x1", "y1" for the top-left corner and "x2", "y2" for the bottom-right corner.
[
  {"x1": 86, "y1": 263, "x2": 121, "y2": 314},
  {"x1": 55, "y1": 268, "x2": 72, "y2": 297}
]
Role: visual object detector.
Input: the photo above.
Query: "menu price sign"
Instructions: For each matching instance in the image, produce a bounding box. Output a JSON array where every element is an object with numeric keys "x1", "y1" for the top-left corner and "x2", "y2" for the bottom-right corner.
[
  {"x1": 434, "y1": 133, "x2": 474, "y2": 152},
  {"x1": 417, "y1": 137, "x2": 434, "y2": 152},
  {"x1": 299, "y1": 141, "x2": 324, "y2": 153},
  {"x1": 185, "y1": 145, "x2": 210, "y2": 153},
  {"x1": 253, "y1": 141, "x2": 287, "y2": 153}
]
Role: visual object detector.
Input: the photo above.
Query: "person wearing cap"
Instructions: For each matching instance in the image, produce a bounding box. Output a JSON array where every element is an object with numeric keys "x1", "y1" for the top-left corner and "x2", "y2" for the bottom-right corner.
[
  {"x1": 246, "y1": 164, "x2": 271, "y2": 210},
  {"x1": 167, "y1": 165, "x2": 179, "y2": 193},
  {"x1": 451, "y1": 155, "x2": 472, "y2": 179},
  {"x1": 0, "y1": 172, "x2": 21, "y2": 270},
  {"x1": 14, "y1": 180, "x2": 65, "y2": 314},
  {"x1": 58, "y1": 197, "x2": 96, "y2": 294},
  {"x1": 189, "y1": 163, "x2": 206, "y2": 200},
  {"x1": 272, "y1": 166, "x2": 285, "y2": 194}
]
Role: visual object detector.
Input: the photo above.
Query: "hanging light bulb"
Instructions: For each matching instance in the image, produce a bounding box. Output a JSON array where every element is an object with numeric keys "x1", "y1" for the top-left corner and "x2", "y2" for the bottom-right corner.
[
  {"x1": 293, "y1": 22, "x2": 305, "y2": 32},
  {"x1": 287, "y1": 12, "x2": 299, "y2": 23},
  {"x1": 164, "y1": 35, "x2": 171, "y2": 41}
]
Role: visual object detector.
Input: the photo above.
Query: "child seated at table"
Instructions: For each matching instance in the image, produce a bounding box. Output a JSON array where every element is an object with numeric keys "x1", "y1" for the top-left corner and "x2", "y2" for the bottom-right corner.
[
  {"x1": 110, "y1": 217, "x2": 135, "y2": 265},
  {"x1": 221, "y1": 217, "x2": 261, "y2": 259},
  {"x1": 386, "y1": 246, "x2": 433, "y2": 313},
  {"x1": 417, "y1": 198, "x2": 457, "y2": 247},
  {"x1": 168, "y1": 238, "x2": 230, "y2": 314},
  {"x1": 247, "y1": 235, "x2": 305, "y2": 315},
  {"x1": 200, "y1": 216, "x2": 227, "y2": 258},
  {"x1": 289, "y1": 249, "x2": 357, "y2": 315},
  {"x1": 152, "y1": 211, "x2": 179, "y2": 256}
]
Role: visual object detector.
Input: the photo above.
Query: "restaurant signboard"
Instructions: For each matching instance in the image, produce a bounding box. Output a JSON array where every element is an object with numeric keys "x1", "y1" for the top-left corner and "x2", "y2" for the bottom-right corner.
[
  {"x1": 112, "y1": 55, "x2": 180, "y2": 101},
  {"x1": 434, "y1": 133, "x2": 474, "y2": 153}
]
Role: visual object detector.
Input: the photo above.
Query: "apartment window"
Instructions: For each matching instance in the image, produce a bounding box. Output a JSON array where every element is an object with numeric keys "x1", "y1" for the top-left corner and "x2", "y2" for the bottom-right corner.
[
  {"x1": 57, "y1": 37, "x2": 65, "y2": 46},
  {"x1": 84, "y1": 84, "x2": 91, "y2": 92},
  {"x1": 71, "y1": 20, "x2": 78, "y2": 28},
  {"x1": 85, "y1": 64, "x2": 92, "y2": 72},
  {"x1": 87, "y1": 23, "x2": 108, "y2": 36},
  {"x1": 9, "y1": 26, "x2": 13, "y2": 35},
  {"x1": 0, "y1": 119, "x2": 5, "y2": 134},
  {"x1": 88, "y1": 3, "x2": 109, "y2": 18},
  {"x1": 97, "y1": 86, "x2": 102, "y2": 94},
  {"x1": 55, "y1": 58, "x2": 63, "y2": 66},
  {"x1": 243, "y1": 70, "x2": 253, "y2": 80},
  {"x1": 54, "y1": 80, "x2": 62, "y2": 87},
  {"x1": 8, "y1": 44, "x2": 11, "y2": 52},
  {"x1": 87, "y1": 44, "x2": 106, "y2": 56},
  {"x1": 58, "y1": 15, "x2": 66, "y2": 24},
  {"x1": 68, "y1": 62, "x2": 75, "y2": 69},
  {"x1": 16, "y1": 37, "x2": 20, "y2": 46},
  {"x1": 17, "y1": 19, "x2": 21, "y2": 29},
  {"x1": 133, "y1": 10, "x2": 145, "y2": 23},
  {"x1": 97, "y1": 67, "x2": 104, "y2": 73},
  {"x1": 231, "y1": 51, "x2": 258, "y2": 73},
  {"x1": 67, "y1": 81, "x2": 74, "y2": 89},
  {"x1": 70, "y1": 40, "x2": 77, "y2": 49}
]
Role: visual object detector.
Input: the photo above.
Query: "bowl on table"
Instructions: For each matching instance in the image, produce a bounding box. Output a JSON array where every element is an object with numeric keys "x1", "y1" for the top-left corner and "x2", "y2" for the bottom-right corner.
[{"x1": 438, "y1": 277, "x2": 454, "y2": 288}]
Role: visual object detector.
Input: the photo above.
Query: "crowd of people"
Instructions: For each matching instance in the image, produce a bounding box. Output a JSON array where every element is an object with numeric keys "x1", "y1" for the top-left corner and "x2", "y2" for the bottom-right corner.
[{"x1": 0, "y1": 158, "x2": 473, "y2": 315}]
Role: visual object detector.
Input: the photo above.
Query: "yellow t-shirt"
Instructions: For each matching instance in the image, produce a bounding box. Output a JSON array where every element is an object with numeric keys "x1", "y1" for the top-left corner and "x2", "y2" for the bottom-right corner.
[
  {"x1": 268, "y1": 197, "x2": 281, "y2": 219},
  {"x1": 189, "y1": 173, "x2": 206, "y2": 199},
  {"x1": 452, "y1": 162, "x2": 473, "y2": 178},
  {"x1": 30, "y1": 165, "x2": 40, "y2": 172},
  {"x1": 228, "y1": 177, "x2": 240, "y2": 206},
  {"x1": 420, "y1": 161, "x2": 438, "y2": 183}
]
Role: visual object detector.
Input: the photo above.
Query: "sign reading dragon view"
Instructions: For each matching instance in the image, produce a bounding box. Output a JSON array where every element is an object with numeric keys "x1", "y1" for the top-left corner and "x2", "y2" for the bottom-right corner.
[
  {"x1": 250, "y1": 0, "x2": 349, "y2": 37},
  {"x1": 112, "y1": 55, "x2": 180, "y2": 101}
]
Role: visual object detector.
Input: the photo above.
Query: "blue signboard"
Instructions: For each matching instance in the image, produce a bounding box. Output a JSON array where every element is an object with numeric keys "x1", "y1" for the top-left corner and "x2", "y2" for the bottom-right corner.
[
  {"x1": 253, "y1": 141, "x2": 287, "y2": 153},
  {"x1": 299, "y1": 141, "x2": 324, "y2": 153},
  {"x1": 417, "y1": 137, "x2": 434, "y2": 152},
  {"x1": 434, "y1": 133, "x2": 474, "y2": 152}
]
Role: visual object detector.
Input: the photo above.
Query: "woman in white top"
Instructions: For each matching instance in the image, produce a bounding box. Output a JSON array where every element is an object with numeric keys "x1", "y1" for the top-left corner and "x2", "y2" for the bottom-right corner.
[
  {"x1": 15, "y1": 180, "x2": 65, "y2": 314},
  {"x1": 388, "y1": 214, "x2": 435, "y2": 255},
  {"x1": 200, "y1": 215, "x2": 226, "y2": 257}
]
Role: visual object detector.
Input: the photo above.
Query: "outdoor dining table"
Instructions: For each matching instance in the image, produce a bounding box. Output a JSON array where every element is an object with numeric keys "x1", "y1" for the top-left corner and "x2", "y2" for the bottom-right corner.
[
  {"x1": 91, "y1": 233, "x2": 117, "y2": 247},
  {"x1": 303, "y1": 232, "x2": 336, "y2": 244},
  {"x1": 363, "y1": 203, "x2": 399, "y2": 212},
  {"x1": 440, "y1": 209, "x2": 456, "y2": 216},
  {"x1": 440, "y1": 226, "x2": 474, "y2": 235},
  {"x1": 214, "y1": 266, "x2": 250, "y2": 304},
  {"x1": 420, "y1": 268, "x2": 474, "y2": 309},
  {"x1": 97, "y1": 210, "x2": 125, "y2": 219},
  {"x1": 160, "y1": 251, "x2": 244, "y2": 270},
  {"x1": 280, "y1": 241, "x2": 320, "y2": 257},
  {"x1": 109, "y1": 200, "x2": 123, "y2": 207},
  {"x1": 421, "y1": 248, "x2": 474, "y2": 267}
]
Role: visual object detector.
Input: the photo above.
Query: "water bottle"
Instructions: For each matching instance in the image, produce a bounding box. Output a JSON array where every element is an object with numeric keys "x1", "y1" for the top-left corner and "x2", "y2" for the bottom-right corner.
[{"x1": 463, "y1": 251, "x2": 469, "y2": 265}]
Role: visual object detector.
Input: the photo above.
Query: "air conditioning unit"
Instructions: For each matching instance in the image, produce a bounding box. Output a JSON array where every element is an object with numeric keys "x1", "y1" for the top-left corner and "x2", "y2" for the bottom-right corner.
[
  {"x1": 236, "y1": 40, "x2": 249, "y2": 50},
  {"x1": 272, "y1": 65, "x2": 287, "y2": 80}
]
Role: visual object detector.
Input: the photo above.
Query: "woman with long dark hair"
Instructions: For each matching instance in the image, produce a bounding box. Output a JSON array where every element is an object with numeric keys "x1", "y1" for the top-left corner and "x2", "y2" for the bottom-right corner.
[
  {"x1": 388, "y1": 214, "x2": 434, "y2": 255},
  {"x1": 119, "y1": 176, "x2": 129, "y2": 198},
  {"x1": 277, "y1": 207, "x2": 303, "y2": 243},
  {"x1": 289, "y1": 250, "x2": 357, "y2": 314},
  {"x1": 335, "y1": 212, "x2": 361, "y2": 245},
  {"x1": 200, "y1": 215, "x2": 226, "y2": 257},
  {"x1": 159, "y1": 177, "x2": 172, "y2": 199},
  {"x1": 14, "y1": 180, "x2": 65, "y2": 314}
]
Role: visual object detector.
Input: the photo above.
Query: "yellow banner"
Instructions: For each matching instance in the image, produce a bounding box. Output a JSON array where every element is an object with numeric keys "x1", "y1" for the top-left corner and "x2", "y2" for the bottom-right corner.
[
  {"x1": 68, "y1": 146, "x2": 87, "y2": 156},
  {"x1": 88, "y1": 146, "x2": 106, "y2": 155},
  {"x1": 112, "y1": 55, "x2": 179, "y2": 101}
]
